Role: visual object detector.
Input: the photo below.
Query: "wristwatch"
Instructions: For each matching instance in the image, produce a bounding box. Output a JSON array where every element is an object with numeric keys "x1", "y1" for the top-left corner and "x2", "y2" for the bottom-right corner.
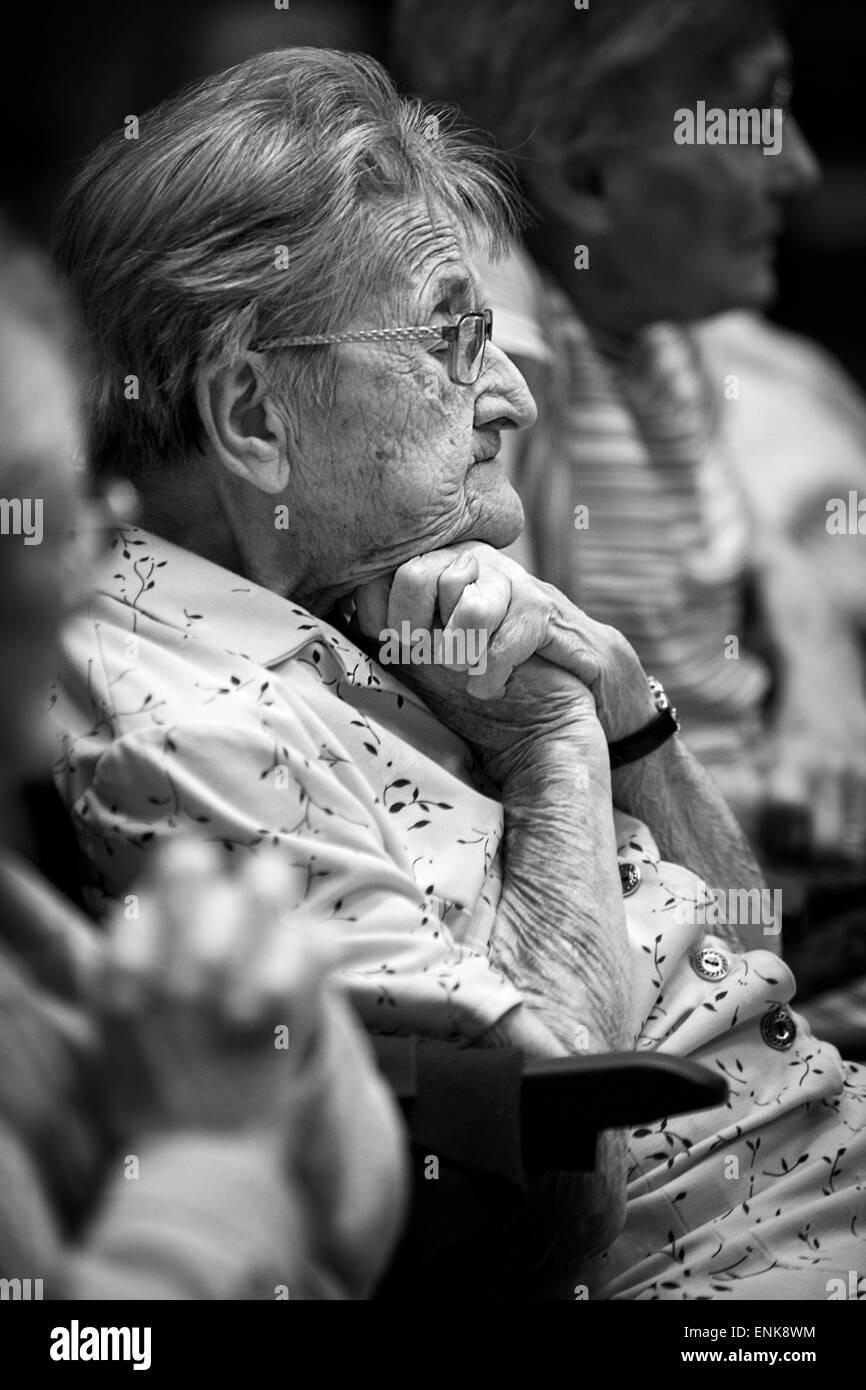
[{"x1": 608, "y1": 676, "x2": 681, "y2": 769}]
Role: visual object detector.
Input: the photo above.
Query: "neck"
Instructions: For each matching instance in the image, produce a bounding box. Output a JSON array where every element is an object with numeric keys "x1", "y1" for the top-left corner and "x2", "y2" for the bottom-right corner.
[
  {"x1": 137, "y1": 462, "x2": 240, "y2": 566},
  {"x1": 136, "y1": 459, "x2": 326, "y2": 608}
]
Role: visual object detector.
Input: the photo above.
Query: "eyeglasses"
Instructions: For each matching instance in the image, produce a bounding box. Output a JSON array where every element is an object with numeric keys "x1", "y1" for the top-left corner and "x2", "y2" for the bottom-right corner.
[{"x1": 250, "y1": 308, "x2": 494, "y2": 386}]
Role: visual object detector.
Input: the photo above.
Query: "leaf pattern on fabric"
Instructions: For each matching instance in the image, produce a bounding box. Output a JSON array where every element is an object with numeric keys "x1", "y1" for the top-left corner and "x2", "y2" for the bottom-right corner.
[{"x1": 51, "y1": 526, "x2": 866, "y2": 1295}]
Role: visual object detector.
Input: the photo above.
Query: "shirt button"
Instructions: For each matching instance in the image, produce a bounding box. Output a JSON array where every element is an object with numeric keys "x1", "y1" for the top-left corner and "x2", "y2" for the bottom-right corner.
[
  {"x1": 690, "y1": 945, "x2": 730, "y2": 981},
  {"x1": 760, "y1": 1006, "x2": 797, "y2": 1051},
  {"x1": 619, "y1": 862, "x2": 641, "y2": 896}
]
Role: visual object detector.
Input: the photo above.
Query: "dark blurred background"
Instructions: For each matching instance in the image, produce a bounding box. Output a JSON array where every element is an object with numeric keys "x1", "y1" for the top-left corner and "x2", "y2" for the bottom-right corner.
[{"x1": 4, "y1": 0, "x2": 865, "y2": 389}]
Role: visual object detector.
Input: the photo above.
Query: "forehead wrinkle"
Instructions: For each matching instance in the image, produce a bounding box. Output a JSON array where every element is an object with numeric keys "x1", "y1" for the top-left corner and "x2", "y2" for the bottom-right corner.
[{"x1": 377, "y1": 208, "x2": 481, "y2": 319}]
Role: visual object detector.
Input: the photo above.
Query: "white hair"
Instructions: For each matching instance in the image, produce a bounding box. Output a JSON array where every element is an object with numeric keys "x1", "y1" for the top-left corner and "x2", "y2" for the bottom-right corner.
[{"x1": 53, "y1": 47, "x2": 522, "y2": 481}]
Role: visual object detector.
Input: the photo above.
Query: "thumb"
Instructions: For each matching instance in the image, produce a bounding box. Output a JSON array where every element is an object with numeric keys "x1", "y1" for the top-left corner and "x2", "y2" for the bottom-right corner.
[
  {"x1": 354, "y1": 573, "x2": 393, "y2": 638},
  {"x1": 538, "y1": 618, "x2": 601, "y2": 688}
]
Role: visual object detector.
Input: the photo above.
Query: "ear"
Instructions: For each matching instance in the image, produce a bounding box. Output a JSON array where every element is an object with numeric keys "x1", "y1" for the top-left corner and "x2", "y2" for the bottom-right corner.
[{"x1": 195, "y1": 355, "x2": 290, "y2": 495}]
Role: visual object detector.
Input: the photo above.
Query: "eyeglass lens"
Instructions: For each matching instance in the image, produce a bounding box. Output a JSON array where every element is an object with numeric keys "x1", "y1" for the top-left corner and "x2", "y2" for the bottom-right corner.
[{"x1": 456, "y1": 314, "x2": 488, "y2": 384}]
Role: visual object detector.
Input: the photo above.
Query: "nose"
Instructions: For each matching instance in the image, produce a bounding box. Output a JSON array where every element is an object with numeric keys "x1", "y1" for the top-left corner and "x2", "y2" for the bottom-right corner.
[
  {"x1": 771, "y1": 114, "x2": 822, "y2": 197},
  {"x1": 475, "y1": 342, "x2": 538, "y2": 432}
]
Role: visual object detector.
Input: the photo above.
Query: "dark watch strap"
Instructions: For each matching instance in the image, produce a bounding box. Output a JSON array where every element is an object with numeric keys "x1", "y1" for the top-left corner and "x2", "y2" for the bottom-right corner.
[{"x1": 608, "y1": 678, "x2": 681, "y2": 769}]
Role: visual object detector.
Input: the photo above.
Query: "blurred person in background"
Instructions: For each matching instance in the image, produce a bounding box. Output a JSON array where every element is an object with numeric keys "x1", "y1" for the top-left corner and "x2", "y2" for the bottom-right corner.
[
  {"x1": 0, "y1": 222, "x2": 407, "y2": 1299},
  {"x1": 45, "y1": 48, "x2": 866, "y2": 1299},
  {"x1": 391, "y1": 0, "x2": 866, "y2": 870}
]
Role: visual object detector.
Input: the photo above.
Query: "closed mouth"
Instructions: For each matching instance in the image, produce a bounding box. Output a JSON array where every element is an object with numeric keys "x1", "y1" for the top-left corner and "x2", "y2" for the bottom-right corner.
[{"x1": 472, "y1": 433, "x2": 502, "y2": 464}]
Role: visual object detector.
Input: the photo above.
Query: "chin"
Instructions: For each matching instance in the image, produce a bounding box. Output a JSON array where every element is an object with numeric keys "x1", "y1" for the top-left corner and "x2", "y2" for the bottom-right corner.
[
  {"x1": 736, "y1": 264, "x2": 778, "y2": 309},
  {"x1": 703, "y1": 259, "x2": 779, "y2": 318},
  {"x1": 666, "y1": 253, "x2": 778, "y2": 323},
  {"x1": 466, "y1": 475, "x2": 525, "y2": 548}
]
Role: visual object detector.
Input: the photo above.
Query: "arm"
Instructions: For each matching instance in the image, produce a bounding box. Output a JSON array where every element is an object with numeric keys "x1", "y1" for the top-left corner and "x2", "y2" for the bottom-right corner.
[
  {"x1": 62, "y1": 1131, "x2": 318, "y2": 1300},
  {"x1": 486, "y1": 726, "x2": 632, "y2": 1056},
  {"x1": 60, "y1": 719, "x2": 526, "y2": 1044},
  {"x1": 354, "y1": 557, "x2": 638, "y2": 1056},
  {"x1": 448, "y1": 704, "x2": 632, "y2": 1256},
  {"x1": 65, "y1": 842, "x2": 407, "y2": 1301},
  {"x1": 357, "y1": 544, "x2": 777, "y2": 956},
  {"x1": 611, "y1": 734, "x2": 774, "y2": 954},
  {"x1": 340, "y1": 630, "x2": 635, "y2": 1061}
]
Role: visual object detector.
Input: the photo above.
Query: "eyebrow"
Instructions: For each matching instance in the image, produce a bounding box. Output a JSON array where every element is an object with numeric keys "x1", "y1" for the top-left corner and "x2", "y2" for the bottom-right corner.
[{"x1": 423, "y1": 273, "x2": 480, "y2": 319}]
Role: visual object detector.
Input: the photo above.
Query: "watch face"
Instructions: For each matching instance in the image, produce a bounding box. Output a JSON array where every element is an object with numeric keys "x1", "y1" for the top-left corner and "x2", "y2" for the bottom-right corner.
[
  {"x1": 648, "y1": 676, "x2": 681, "y2": 731},
  {"x1": 647, "y1": 676, "x2": 668, "y2": 710}
]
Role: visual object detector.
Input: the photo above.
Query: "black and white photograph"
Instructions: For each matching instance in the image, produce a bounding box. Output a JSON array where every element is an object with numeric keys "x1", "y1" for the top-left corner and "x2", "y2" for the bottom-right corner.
[{"x1": 1, "y1": 0, "x2": 865, "y2": 1357}]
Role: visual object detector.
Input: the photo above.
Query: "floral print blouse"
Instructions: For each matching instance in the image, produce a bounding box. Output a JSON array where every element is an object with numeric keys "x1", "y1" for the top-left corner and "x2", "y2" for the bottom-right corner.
[{"x1": 52, "y1": 528, "x2": 866, "y2": 1298}]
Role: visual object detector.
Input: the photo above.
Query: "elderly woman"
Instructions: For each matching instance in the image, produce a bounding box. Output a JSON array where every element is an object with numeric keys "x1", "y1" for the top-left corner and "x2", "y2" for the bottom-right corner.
[
  {"x1": 0, "y1": 220, "x2": 405, "y2": 1300},
  {"x1": 51, "y1": 48, "x2": 865, "y2": 1299}
]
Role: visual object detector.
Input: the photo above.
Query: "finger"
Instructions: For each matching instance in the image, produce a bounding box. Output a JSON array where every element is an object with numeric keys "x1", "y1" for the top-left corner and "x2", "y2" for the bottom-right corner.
[
  {"x1": 387, "y1": 550, "x2": 460, "y2": 635},
  {"x1": 354, "y1": 573, "x2": 393, "y2": 639},
  {"x1": 461, "y1": 602, "x2": 543, "y2": 699},
  {"x1": 212, "y1": 850, "x2": 298, "y2": 1002},
  {"x1": 101, "y1": 902, "x2": 163, "y2": 1013},
  {"x1": 169, "y1": 874, "x2": 252, "y2": 1001},
  {"x1": 226, "y1": 853, "x2": 339, "y2": 1019},
  {"x1": 436, "y1": 551, "x2": 481, "y2": 628},
  {"x1": 101, "y1": 839, "x2": 217, "y2": 1010},
  {"x1": 225, "y1": 919, "x2": 334, "y2": 1041},
  {"x1": 537, "y1": 604, "x2": 603, "y2": 687},
  {"x1": 442, "y1": 569, "x2": 511, "y2": 673},
  {"x1": 444, "y1": 564, "x2": 509, "y2": 632},
  {"x1": 148, "y1": 839, "x2": 242, "y2": 994}
]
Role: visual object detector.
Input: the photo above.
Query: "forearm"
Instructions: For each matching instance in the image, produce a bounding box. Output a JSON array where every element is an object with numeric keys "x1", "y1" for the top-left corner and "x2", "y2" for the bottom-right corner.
[
  {"x1": 480, "y1": 726, "x2": 631, "y2": 1257},
  {"x1": 612, "y1": 736, "x2": 773, "y2": 952},
  {"x1": 491, "y1": 727, "x2": 634, "y2": 1054},
  {"x1": 59, "y1": 1130, "x2": 328, "y2": 1300}
]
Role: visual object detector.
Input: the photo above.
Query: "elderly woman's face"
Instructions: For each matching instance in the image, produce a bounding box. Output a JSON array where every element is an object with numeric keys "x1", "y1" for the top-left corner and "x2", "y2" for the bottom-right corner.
[
  {"x1": 535, "y1": 34, "x2": 820, "y2": 328},
  {"x1": 284, "y1": 218, "x2": 536, "y2": 605}
]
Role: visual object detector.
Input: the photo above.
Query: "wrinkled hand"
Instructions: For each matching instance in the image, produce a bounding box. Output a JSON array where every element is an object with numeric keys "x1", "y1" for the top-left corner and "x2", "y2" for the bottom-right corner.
[
  {"x1": 97, "y1": 839, "x2": 339, "y2": 1141},
  {"x1": 357, "y1": 581, "x2": 601, "y2": 784},
  {"x1": 356, "y1": 541, "x2": 656, "y2": 743},
  {"x1": 98, "y1": 838, "x2": 408, "y2": 1293}
]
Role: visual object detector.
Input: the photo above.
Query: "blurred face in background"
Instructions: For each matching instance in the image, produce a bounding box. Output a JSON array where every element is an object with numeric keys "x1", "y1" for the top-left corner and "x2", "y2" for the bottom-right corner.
[
  {"x1": 0, "y1": 306, "x2": 84, "y2": 800},
  {"x1": 529, "y1": 32, "x2": 821, "y2": 333}
]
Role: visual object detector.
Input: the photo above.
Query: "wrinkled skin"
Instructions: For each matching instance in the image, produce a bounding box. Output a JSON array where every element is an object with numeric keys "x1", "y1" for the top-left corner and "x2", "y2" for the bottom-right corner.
[
  {"x1": 174, "y1": 212, "x2": 655, "y2": 760},
  {"x1": 173, "y1": 210, "x2": 658, "y2": 760},
  {"x1": 286, "y1": 218, "x2": 536, "y2": 608},
  {"x1": 178, "y1": 214, "x2": 537, "y2": 615}
]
